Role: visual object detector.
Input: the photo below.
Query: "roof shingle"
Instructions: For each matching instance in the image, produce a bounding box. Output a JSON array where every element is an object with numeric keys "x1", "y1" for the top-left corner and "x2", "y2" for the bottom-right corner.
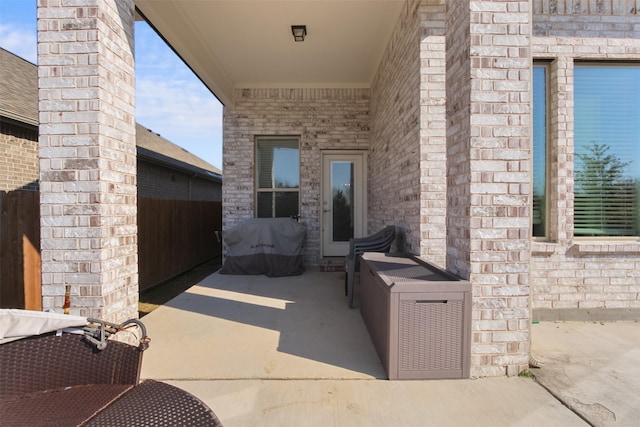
[{"x1": 0, "y1": 47, "x2": 221, "y2": 177}]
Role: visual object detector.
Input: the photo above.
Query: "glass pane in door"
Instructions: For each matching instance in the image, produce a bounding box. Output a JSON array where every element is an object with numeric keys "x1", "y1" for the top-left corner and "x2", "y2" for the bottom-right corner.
[{"x1": 331, "y1": 161, "x2": 354, "y2": 242}]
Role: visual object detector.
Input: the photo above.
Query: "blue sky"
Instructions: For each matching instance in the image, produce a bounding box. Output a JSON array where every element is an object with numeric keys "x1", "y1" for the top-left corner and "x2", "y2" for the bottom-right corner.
[{"x1": 0, "y1": 0, "x2": 223, "y2": 170}]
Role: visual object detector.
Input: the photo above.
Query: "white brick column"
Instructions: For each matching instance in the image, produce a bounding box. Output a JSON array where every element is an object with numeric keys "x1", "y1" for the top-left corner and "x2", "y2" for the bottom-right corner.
[
  {"x1": 37, "y1": 0, "x2": 137, "y2": 321},
  {"x1": 446, "y1": 0, "x2": 532, "y2": 377}
]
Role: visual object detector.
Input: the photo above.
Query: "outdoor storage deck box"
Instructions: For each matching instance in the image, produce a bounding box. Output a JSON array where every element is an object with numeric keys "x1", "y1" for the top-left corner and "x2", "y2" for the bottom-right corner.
[{"x1": 359, "y1": 253, "x2": 471, "y2": 380}]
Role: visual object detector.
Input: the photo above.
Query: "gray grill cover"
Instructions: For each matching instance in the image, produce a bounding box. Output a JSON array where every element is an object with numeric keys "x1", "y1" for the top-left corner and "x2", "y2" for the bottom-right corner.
[{"x1": 220, "y1": 218, "x2": 306, "y2": 277}]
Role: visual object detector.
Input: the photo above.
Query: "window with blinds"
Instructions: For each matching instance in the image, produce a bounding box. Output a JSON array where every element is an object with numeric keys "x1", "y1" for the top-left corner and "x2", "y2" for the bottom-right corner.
[
  {"x1": 256, "y1": 137, "x2": 300, "y2": 218},
  {"x1": 574, "y1": 64, "x2": 640, "y2": 237},
  {"x1": 532, "y1": 64, "x2": 547, "y2": 238}
]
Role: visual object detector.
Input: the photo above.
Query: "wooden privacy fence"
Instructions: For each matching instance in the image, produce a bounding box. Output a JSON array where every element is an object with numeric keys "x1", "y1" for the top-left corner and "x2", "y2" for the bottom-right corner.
[
  {"x1": 1, "y1": 193, "x2": 222, "y2": 307},
  {"x1": 0, "y1": 191, "x2": 41, "y2": 310},
  {"x1": 138, "y1": 198, "x2": 222, "y2": 291}
]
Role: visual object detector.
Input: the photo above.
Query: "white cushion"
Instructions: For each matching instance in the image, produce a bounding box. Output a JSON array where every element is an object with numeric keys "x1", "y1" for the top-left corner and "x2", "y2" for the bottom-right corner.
[{"x1": 0, "y1": 309, "x2": 87, "y2": 344}]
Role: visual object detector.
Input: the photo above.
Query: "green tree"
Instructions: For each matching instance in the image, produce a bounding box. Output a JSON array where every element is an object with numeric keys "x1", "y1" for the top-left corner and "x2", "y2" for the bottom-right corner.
[
  {"x1": 332, "y1": 190, "x2": 352, "y2": 242},
  {"x1": 575, "y1": 142, "x2": 631, "y2": 192},
  {"x1": 574, "y1": 142, "x2": 635, "y2": 236}
]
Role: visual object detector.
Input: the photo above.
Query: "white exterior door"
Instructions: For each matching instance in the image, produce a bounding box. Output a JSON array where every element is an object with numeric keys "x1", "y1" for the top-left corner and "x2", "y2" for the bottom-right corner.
[{"x1": 321, "y1": 152, "x2": 366, "y2": 257}]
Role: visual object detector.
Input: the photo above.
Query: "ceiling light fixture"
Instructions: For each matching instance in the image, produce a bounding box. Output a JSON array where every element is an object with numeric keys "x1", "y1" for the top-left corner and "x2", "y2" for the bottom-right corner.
[{"x1": 291, "y1": 25, "x2": 307, "y2": 42}]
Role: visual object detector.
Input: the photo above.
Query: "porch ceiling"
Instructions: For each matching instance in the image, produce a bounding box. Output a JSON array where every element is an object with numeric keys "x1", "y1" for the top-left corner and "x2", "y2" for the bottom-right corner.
[{"x1": 134, "y1": 1, "x2": 405, "y2": 106}]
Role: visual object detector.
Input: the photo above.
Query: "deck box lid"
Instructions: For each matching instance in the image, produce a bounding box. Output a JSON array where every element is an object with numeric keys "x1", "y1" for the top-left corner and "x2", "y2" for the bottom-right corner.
[{"x1": 360, "y1": 253, "x2": 471, "y2": 293}]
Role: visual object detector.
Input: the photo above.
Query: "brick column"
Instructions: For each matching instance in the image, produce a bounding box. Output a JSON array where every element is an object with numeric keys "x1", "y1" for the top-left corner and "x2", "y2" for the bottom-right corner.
[
  {"x1": 446, "y1": 0, "x2": 532, "y2": 377},
  {"x1": 37, "y1": 0, "x2": 137, "y2": 321}
]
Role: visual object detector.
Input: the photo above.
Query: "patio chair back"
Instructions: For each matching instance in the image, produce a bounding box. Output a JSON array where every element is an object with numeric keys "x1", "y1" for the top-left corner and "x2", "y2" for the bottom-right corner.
[
  {"x1": 0, "y1": 333, "x2": 143, "y2": 399},
  {"x1": 345, "y1": 225, "x2": 396, "y2": 307}
]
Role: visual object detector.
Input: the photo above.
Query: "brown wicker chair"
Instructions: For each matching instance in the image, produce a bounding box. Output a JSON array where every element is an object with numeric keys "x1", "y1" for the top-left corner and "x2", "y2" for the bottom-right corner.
[
  {"x1": 0, "y1": 333, "x2": 144, "y2": 399},
  {"x1": 0, "y1": 317, "x2": 223, "y2": 426}
]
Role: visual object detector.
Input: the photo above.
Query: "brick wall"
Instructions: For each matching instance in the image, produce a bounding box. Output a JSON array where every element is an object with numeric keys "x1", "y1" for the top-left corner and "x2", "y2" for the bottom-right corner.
[
  {"x1": 533, "y1": 0, "x2": 640, "y2": 37},
  {"x1": 137, "y1": 161, "x2": 221, "y2": 201},
  {"x1": 222, "y1": 89, "x2": 370, "y2": 265},
  {"x1": 190, "y1": 176, "x2": 222, "y2": 202},
  {"x1": 0, "y1": 121, "x2": 39, "y2": 192},
  {"x1": 222, "y1": 2, "x2": 447, "y2": 268},
  {"x1": 445, "y1": 0, "x2": 472, "y2": 282},
  {"x1": 221, "y1": 1, "x2": 445, "y2": 270},
  {"x1": 530, "y1": 3, "x2": 640, "y2": 320},
  {"x1": 369, "y1": 0, "x2": 421, "y2": 255},
  {"x1": 214, "y1": 0, "x2": 640, "y2": 378},
  {"x1": 362, "y1": 0, "x2": 448, "y2": 267},
  {"x1": 419, "y1": 1, "x2": 447, "y2": 267},
  {"x1": 37, "y1": 0, "x2": 138, "y2": 322}
]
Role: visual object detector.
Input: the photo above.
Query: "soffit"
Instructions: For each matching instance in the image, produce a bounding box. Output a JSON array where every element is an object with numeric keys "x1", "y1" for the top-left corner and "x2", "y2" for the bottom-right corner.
[{"x1": 134, "y1": 1, "x2": 405, "y2": 106}]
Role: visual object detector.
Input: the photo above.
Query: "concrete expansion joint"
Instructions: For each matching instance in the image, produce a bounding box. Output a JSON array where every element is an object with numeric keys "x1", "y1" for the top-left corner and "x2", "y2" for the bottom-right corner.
[
  {"x1": 532, "y1": 378, "x2": 601, "y2": 427},
  {"x1": 144, "y1": 377, "x2": 384, "y2": 382}
]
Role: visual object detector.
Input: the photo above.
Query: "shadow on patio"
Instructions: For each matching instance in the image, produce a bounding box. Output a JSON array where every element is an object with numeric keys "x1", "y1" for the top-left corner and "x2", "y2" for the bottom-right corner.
[
  {"x1": 138, "y1": 268, "x2": 593, "y2": 427},
  {"x1": 140, "y1": 268, "x2": 386, "y2": 380}
]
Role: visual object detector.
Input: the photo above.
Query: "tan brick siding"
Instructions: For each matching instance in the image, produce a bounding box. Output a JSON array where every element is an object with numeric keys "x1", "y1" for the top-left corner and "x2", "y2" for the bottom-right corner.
[
  {"x1": 222, "y1": 89, "x2": 370, "y2": 265},
  {"x1": 0, "y1": 121, "x2": 39, "y2": 191},
  {"x1": 531, "y1": 7, "x2": 640, "y2": 316},
  {"x1": 370, "y1": 0, "x2": 422, "y2": 256},
  {"x1": 533, "y1": 0, "x2": 640, "y2": 15},
  {"x1": 419, "y1": 1, "x2": 448, "y2": 267},
  {"x1": 445, "y1": 0, "x2": 473, "y2": 282},
  {"x1": 137, "y1": 161, "x2": 221, "y2": 201},
  {"x1": 369, "y1": 0, "x2": 448, "y2": 267}
]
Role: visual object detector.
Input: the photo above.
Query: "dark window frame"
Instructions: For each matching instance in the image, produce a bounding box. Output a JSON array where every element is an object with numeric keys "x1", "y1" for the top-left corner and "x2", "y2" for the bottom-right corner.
[
  {"x1": 532, "y1": 62, "x2": 550, "y2": 239},
  {"x1": 255, "y1": 136, "x2": 301, "y2": 218}
]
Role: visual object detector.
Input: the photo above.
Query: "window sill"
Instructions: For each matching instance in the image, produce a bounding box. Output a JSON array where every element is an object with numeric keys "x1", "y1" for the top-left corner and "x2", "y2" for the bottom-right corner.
[
  {"x1": 573, "y1": 241, "x2": 640, "y2": 255},
  {"x1": 531, "y1": 241, "x2": 560, "y2": 255}
]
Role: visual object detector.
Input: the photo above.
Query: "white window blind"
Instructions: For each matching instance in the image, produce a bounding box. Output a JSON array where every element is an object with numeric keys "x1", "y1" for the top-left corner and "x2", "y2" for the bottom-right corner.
[{"x1": 574, "y1": 65, "x2": 640, "y2": 237}]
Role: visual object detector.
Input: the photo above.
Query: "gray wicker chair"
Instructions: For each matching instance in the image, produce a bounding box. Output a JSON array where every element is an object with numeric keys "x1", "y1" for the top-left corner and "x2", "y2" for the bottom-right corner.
[{"x1": 344, "y1": 225, "x2": 395, "y2": 308}]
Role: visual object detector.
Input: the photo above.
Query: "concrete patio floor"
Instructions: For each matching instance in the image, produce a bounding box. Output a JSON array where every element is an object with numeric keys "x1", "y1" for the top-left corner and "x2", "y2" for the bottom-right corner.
[
  {"x1": 139, "y1": 268, "x2": 636, "y2": 426},
  {"x1": 531, "y1": 321, "x2": 640, "y2": 427}
]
